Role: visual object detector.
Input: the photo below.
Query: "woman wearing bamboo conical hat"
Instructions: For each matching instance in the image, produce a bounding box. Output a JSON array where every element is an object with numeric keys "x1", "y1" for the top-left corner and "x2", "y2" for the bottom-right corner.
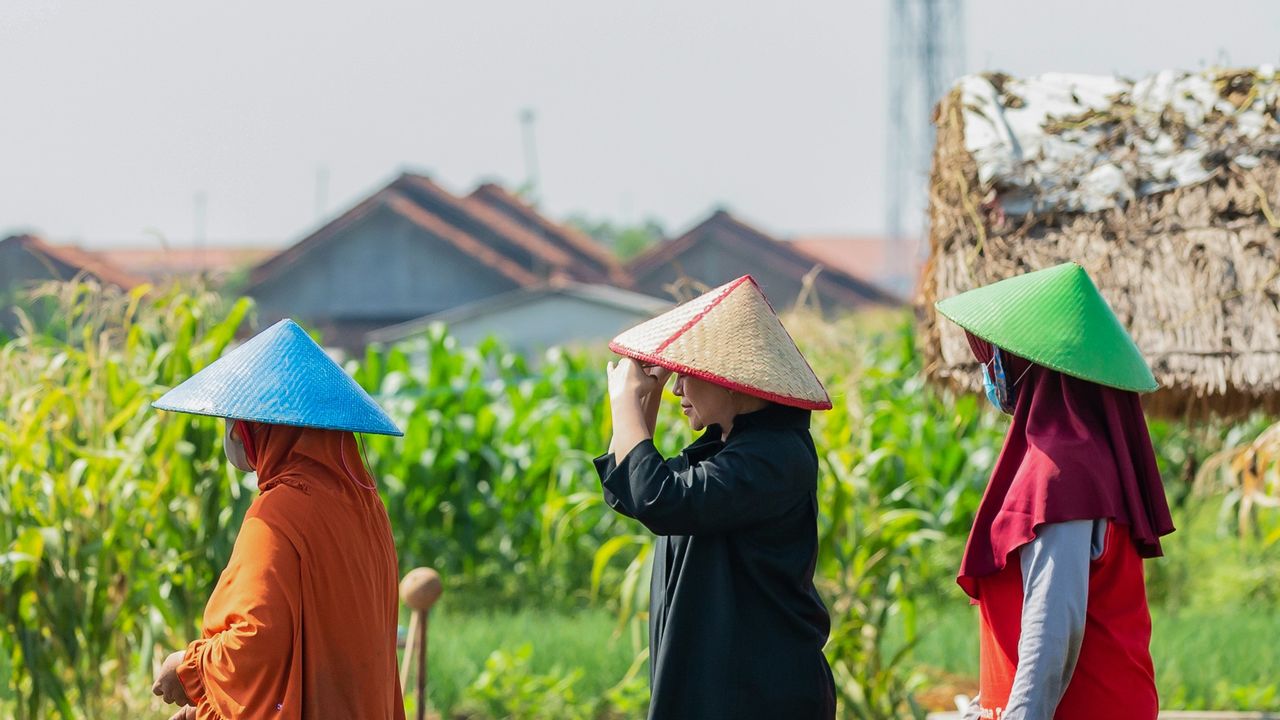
[
  {"x1": 936, "y1": 263, "x2": 1175, "y2": 720},
  {"x1": 595, "y1": 275, "x2": 836, "y2": 720},
  {"x1": 148, "y1": 319, "x2": 406, "y2": 720}
]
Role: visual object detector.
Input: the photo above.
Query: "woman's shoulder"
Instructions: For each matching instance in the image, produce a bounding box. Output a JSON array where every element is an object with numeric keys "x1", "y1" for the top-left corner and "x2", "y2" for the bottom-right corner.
[
  {"x1": 732, "y1": 422, "x2": 815, "y2": 450},
  {"x1": 723, "y1": 425, "x2": 819, "y2": 480},
  {"x1": 246, "y1": 483, "x2": 314, "y2": 532}
]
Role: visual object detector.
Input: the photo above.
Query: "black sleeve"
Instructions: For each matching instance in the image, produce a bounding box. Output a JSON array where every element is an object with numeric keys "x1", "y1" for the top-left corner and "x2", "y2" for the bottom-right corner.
[
  {"x1": 594, "y1": 452, "x2": 619, "y2": 478},
  {"x1": 593, "y1": 437, "x2": 812, "y2": 536}
]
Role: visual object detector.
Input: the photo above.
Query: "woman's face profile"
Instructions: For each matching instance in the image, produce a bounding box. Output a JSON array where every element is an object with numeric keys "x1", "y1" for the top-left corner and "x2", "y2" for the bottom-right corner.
[{"x1": 672, "y1": 374, "x2": 736, "y2": 432}]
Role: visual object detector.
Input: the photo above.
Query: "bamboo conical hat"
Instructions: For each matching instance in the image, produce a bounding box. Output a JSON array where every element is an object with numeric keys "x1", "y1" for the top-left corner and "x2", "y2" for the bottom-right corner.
[
  {"x1": 153, "y1": 319, "x2": 403, "y2": 435},
  {"x1": 935, "y1": 262, "x2": 1158, "y2": 393},
  {"x1": 609, "y1": 275, "x2": 831, "y2": 410}
]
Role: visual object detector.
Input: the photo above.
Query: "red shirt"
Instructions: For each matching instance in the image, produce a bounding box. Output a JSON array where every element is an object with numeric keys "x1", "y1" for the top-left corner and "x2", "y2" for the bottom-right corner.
[{"x1": 976, "y1": 523, "x2": 1158, "y2": 719}]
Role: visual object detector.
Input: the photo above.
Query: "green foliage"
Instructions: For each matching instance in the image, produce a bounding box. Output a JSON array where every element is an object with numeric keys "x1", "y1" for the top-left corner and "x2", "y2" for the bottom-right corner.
[
  {"x1": 457, "y1": 644, "x2": 591, "y2": 720},
  {"x1": 911, "y1": 601, "x2": 1280, "y2": 713},
  {"x1": 412, "y1": 607, "x2": 639, "y2": 717},
  {"x1": 2, "y1": 282, "x2": 1277, "y2": 718},
  {"x1": 453, "y1": 641, "x2": 648, "y2": 720},
  {"x1": 597, "y1": 655, "x2": 650, "y2": 720},
  {"x1": 564, "y1": 215, "x2": 665, "y2": 261},
  {"x1": 353, "y1": 328, "x2": 621, "y2": 609},
  {"x1": 0, "y1": 281, "x2": 253, "y2": 719},
  {"x1": 801, "y1": 318, "x2": 991, "y2": 719}
]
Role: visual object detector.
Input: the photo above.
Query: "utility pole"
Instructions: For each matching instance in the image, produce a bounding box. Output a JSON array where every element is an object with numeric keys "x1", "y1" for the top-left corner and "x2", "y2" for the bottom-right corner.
[
  {"x1": 520, "y1": 108, "x2": 540, "y2": 206},
  {"x1": 887, "y1": 0, "x2": 965, "y2": 285}
]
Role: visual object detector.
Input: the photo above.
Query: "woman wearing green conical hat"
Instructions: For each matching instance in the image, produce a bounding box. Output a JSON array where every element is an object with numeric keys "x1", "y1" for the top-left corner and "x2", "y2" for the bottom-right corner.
[
  {"x1": 148, "y1": 319, "x2": 407, "y2": 720},
  {"x1": 936, "y1": 263, "x2": 1175, "y2": 720}
]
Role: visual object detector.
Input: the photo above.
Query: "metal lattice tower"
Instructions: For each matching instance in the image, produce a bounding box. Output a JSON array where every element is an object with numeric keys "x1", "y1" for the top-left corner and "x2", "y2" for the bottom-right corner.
[{"x1": 887, "y1": 0, "x2": 965, "y2": 268}]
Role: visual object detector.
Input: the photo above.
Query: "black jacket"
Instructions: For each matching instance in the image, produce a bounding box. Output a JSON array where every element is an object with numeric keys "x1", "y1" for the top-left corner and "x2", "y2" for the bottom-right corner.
[{"x1": 595, "y1": 403, "x2": 835, "y2": 720}]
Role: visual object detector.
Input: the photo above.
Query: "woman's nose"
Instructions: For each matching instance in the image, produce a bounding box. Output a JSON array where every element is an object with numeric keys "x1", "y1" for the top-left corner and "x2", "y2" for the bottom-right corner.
[{"x1": 672, "y1": 376, "x2": 685, "y2": 396}]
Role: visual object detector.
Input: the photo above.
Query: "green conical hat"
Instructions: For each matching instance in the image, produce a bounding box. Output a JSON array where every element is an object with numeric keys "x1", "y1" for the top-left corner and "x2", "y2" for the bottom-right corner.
[{"x1": 935, "y1": 262, "x2": 1158, "y2": 393}]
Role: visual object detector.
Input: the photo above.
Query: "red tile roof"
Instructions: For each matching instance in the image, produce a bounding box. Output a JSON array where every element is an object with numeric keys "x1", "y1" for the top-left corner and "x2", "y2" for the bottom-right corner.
[
  {"x1": 1, "y1": 234, "x2": 144, "y2": 290},
  {"x1": 392, "y1": 174, "x2": 581, "y2": 273},
  {"x1": 250, "y1": 174, "x2": 611, "y2": 292},
  {"x1": 788, "y1": 235, "x2": 895, "y2": 284},
  {"x1": 469, "y1": 183, "x2": 631, "y2": 286},
  {"x1": 383, "y1": 192, "x2": 540, "y2": 286},
  {"x1": 629, "y1": 210, "x2": 901, "y2": 307},
  {"x1": 95, "y1": 246, "x2": 275, "y2": 281},
  {"x1": 249, "y1": 185, "x2": 541, "y2": 289}
]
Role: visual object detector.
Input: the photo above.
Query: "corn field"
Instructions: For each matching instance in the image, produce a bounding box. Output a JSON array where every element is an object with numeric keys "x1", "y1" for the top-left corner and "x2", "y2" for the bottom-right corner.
[
  {"x1": 1, "y1": 282, "x2": 1274, "y2": 719},
  {"x1": 0, "y1": 283, "x2": 252, "y2": 718}
]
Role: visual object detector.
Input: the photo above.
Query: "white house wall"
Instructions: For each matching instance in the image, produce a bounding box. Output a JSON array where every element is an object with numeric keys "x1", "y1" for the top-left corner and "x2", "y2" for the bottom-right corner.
[
  {"x1": 444, "y1": 296, "x2": 654, "y2": 354},
  {"x1": 251, "y1": 206, "x2": 521, "y2": 325}
]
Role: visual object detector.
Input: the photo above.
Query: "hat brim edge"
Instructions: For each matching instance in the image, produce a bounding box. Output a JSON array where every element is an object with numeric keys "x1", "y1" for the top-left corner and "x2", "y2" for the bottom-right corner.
[
  {"x1": 151, "y1": 400, "x2": 405, "y2": 437},
  {"x1": 608, "y1": 341, "x2": 833, "y2": 411},
  {"x1": 934, "y1": 299, "x2": 1160, "y2": 394}
]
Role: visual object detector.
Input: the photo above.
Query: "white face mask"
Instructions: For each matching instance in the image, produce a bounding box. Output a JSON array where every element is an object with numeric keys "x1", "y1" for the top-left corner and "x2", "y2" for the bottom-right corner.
[{"x1": 224, "y1": 420, "x2": 255, "y2": 472}]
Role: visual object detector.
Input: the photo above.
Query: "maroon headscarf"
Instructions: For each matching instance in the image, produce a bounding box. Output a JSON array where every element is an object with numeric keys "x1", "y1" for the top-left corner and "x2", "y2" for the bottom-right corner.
[{"x1": 957, "y1": 333, "x2": 1175, "y2": 598}]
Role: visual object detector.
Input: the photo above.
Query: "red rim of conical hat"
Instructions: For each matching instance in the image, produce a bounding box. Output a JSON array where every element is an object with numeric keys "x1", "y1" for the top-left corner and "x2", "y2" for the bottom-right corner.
[{"x1": 609, "y1": 275, "x2": 832, "y2": 410}]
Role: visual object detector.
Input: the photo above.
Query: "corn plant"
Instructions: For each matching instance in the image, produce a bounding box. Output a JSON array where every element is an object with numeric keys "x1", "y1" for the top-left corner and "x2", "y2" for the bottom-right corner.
[
  {"x1": 353, "y1": 328, "x2": 636, "y2": 609},
  {"x1": 0, "y1": 281, "x2": 252, "y2": 719},
  {"x1": 2, "y1": 280, "x2": 1262, "y2": 719},
  {"x1": 1194, "y1": 418, "x2": 1280, "y2": 543}
]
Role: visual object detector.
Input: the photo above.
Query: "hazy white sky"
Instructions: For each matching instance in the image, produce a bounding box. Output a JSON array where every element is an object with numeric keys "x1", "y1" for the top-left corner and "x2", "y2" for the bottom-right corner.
[{"x1": 2, "y1": 1, "x2": 1278, "y2": 248}]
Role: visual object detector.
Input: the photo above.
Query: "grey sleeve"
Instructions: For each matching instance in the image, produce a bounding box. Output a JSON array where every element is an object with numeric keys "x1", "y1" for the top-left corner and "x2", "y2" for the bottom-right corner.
[{"x1": 1001, "y1": 519, "x2": 1107, "y2": 720}]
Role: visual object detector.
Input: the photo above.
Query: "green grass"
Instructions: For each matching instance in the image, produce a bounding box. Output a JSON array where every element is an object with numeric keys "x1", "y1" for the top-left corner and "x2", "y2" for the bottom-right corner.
[
  {"x1": 897, "y1": 502, "x2": 1280, "y2": 712},
  {"x1": 903, "y1": 601, "x2": 1280, "y2": 711},
  {"x1": 115, "y1": 602, "x2": 1275, "y2": 717},
  {"x1": 405, "y1": 605, "x2": 639, "y2": 716},
  {"x1": 402, "y1": 599, "x2": 1280, "y2": 715},
  {"x1": 1151, "y1": 608, "x2": 1280, "y2": 710}
]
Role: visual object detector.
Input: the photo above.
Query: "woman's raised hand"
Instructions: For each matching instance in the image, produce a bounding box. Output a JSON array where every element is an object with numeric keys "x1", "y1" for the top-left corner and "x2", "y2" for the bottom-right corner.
[
  {"x1": 606, "y1": 359, "x2": 668, "y2": 458},
  {"x1": 607, "y1": 358, "x2": 664, "y2": 407},
  {"x1": 644, "y1": 364, "x2": 673, "y2": 390},
  {"x1": 639, "y1": 365, "x2": 672, "y2": 434}
]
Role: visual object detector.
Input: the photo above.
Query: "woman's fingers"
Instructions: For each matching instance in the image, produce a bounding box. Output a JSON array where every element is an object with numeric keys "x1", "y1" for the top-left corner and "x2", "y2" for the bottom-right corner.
[
  {"x1": 646, "y1": 364, "x2": 670, "y2": 378},
  {"x1": 622, "y1": 359, "x2": 650, "y2": 389},
  {"x1": 608, "y1": 359, "x2": 671, "y2": 406}
]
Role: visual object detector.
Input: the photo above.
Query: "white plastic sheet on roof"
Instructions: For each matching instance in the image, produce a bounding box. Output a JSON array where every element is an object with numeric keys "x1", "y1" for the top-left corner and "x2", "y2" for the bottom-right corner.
[{"x1": 958, "y1": 68, "x2": 1280, "y2": 215}]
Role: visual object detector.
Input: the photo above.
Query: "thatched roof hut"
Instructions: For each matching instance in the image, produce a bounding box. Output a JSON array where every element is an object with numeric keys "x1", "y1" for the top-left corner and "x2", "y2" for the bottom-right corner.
[{"x1": 919, "y1": 68, "x2": 1280, "y2": 419}]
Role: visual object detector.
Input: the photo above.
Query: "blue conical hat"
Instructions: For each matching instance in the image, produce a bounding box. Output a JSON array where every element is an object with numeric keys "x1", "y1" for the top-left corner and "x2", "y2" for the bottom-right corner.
[{"x1": 153, "y1": 319, "x2": 403, "y2": 436}]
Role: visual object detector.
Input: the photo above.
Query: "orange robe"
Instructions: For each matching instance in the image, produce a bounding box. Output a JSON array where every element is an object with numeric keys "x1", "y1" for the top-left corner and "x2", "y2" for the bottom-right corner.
[{"x1": 178, "y1": 423, "x2": 406, "y2": 719}]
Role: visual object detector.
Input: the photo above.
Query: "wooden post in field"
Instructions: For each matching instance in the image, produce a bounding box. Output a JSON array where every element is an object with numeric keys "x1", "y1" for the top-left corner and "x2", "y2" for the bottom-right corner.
[{"x1": 399, "y1": 567, "x2": 442, "y2": 720}]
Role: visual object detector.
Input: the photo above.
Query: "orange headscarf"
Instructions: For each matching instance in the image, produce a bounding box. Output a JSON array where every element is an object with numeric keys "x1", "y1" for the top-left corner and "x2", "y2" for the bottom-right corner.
[{"x1": 178, "y1": 422, "x2": 406, "y2": 719}]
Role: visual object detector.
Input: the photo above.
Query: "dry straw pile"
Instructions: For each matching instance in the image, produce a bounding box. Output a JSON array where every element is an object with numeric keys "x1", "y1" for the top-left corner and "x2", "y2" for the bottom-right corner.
[{"x1": 920, "y1": 68, "x2": 1280, "y2": 419}]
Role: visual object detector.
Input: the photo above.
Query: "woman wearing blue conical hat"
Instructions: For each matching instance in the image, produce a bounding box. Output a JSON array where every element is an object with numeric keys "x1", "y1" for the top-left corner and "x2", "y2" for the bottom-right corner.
[{"x1": 148, "y1": 319, "x2": 407, "y2": 720}]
